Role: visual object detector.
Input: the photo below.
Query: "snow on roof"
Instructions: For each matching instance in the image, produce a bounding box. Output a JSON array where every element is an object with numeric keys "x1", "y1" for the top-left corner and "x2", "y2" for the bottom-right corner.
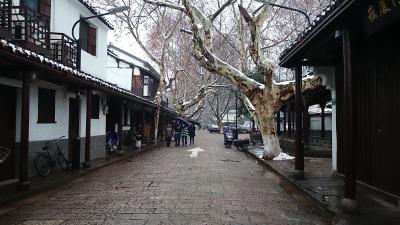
[
  {"x1": 78, "y1": 0, "x2": 114, "y2": 30},
  {"x1": 107, "y1": 44, "x2": 160, "y2": 80},
  {"x1": 279, "y1": 0, "x2": 349, "y2": 62},
  {"x1": 0, "y1": 39, "x2": 156, "y2": 106},
  {"x1": 308, "y1": 104, "x2": 332, "y2": 115}
]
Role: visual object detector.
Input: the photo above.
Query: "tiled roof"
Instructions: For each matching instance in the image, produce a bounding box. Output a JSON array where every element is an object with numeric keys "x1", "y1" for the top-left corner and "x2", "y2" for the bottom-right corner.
[
  {"x1": 0, "y1": 39, "x2": 154, "y2": 106},
  {"x1": 78, "y1": 0, "x2": 114, "y2": 30},
  {"x1": 279, "y1": 0, "x2": 351, "y2": 62}
]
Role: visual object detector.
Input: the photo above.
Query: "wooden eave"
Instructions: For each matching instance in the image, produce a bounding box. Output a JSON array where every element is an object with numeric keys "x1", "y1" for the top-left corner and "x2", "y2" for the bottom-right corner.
[
  {"x1": 279, "y1": 0, "x2": 356, "y2": 68},
  {"x1": 0, "y1": 47, "x2": 156, "y2": 108}
]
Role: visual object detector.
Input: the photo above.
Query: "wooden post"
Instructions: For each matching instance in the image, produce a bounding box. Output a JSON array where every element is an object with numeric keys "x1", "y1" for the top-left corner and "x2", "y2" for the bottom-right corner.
[
  {"x1": 19, "y1": 74, "x2": 30, "y2": 189},
  {"x1": 303, "y1": 96, "x2": 310, "y2": 147},
  {"x1": 141, "y1": 106, "x2": 145, "y2": 143},
  {"x1": 118, "y1": 101, "x2": 123, "y2": 153},
  {"x1": 294, "y1": 66, "x2": 304, "y2": 179},
  {"x1": 83, "y1": 90, "x2": 91, "y2": 168},
  {"x1": 276, "y1": 111, "x2": 281, "y2": 135},
  {"x1": 283, "y1": 109, "x2": 287, "y2": 133},
  {"x1": 320, "y1": 103, "x2": 326, "y2": 138},
  {"x1": 341, "y1": 29, "x2": 358, "y2": 213},
  {"x1": 288, "y1": 104, "x2": 292, "y2": 137},
  {"x1": 72, "y1": 91, "x2": 81, "y2": 170}
]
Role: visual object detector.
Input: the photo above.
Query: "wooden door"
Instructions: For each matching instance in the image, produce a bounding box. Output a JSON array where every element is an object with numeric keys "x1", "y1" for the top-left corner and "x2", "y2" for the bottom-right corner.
[
  {"x1": 68, "y1": 98, "x2": 78, "y2": 162},
  {"x1": 0, "y1": 85, "x2": 16, "y2": 181},
  {"x1": 374, "y1": 60, "x2": 400, "y2": 196}
]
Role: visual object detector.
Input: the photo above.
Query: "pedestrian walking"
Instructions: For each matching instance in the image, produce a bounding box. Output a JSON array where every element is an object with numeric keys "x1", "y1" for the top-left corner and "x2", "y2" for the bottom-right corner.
[
  {"x1": 189, "y1": 123, "x2": 196, "y2": 145},
  {"x1": 181, "y1": 125, "x2": 188, "y2": 146},
  {"x1": 164, "y1": 124, "x2": 173, "y2": 147},
  {"x1": 174, "y1": 124, "x2": 181, "y2": 146}
]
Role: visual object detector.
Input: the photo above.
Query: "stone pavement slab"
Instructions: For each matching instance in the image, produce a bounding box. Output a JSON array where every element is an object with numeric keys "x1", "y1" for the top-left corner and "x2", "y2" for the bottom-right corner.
[{"x1": 0, "y1": 131, "x2": 333, "y2": 225}]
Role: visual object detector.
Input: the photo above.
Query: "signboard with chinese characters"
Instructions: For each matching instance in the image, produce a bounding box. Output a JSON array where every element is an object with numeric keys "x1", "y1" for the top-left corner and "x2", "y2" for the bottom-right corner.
[{"x1": 362, "y1": 0, "x2": 400, "y2": 35}]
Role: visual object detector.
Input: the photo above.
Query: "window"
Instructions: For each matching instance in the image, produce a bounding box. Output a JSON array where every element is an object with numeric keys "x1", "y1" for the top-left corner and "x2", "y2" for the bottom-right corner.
[
  {"x1": 79, "y1": 21, "x2": 97, "y2": 56},
  {"x1": 38, "y1": 88, "x2": 55, "y2": 123},
  {"x1": 91, "y1": 95, "x2": 100, "y2": 119},
  {"x1": 123, "y1": 105, "x2": 130, "y2": 125},
  {"x1": 143, "y1": 76, "x2": 149, "y2": 97}
]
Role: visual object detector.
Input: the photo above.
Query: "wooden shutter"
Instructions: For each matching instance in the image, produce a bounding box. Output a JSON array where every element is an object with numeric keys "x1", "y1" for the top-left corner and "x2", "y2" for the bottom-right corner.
[
  {"x1": 87, "y1": 26, "x2": 97, "y2": 56},
  {"x1": 39, "y1": 0, "x2": 51, "y2": 17}
]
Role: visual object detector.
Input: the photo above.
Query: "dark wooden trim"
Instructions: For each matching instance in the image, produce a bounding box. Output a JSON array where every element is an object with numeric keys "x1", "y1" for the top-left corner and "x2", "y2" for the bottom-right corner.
[
  {"x1": 342, "y1": 29, "x2": 356, "y2": 199},
  {"x1": 320, "y1": 103, "x2": 326, "y2": 138},
  {"x1": 85, "y1": 89, "x2": 92, "y2": 165},
  {"x1": 276, "y1": 111, "x2": 281, "y2": 135},
  {"x1": 294, "y1": 66, "x2": 304, "y2": 172},
  {"x1": 279, "y1": 0, "x2": 356, "y2": 67},
  {"x1": 0, "y1": 47, "x2": 156, "y2": 108},
  {"x1": 19, "y1": 73, "x2": 30, "y2": 185},
  {"x1": 118, "y1": 100, "x2": 123, "y2": 151}
]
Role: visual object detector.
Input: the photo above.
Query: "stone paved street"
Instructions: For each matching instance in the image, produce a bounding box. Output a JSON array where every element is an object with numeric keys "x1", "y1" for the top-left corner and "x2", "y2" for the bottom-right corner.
[{"x1": 0, "y1": 131, "x2": 331, "y2": 225}]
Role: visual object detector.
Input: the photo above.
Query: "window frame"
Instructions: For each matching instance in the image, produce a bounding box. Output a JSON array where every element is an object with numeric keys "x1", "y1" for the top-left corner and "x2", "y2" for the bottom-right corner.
[
  {"x1": 37, "y1": 87, "x2": 56, "y2": 124},
  {"x1": 79, "y1": 20, "x2": 97, "y2": 56},
  {"x1": 91, "y1": 95, "x2": 100, "y2": 119},
  {"x1": 143, "y1": 75, "x2": 149, "y2": 97}
]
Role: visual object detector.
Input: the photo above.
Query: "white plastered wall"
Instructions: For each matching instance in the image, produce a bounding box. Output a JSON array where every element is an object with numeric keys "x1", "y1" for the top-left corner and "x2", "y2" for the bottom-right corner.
[
  {"x1": 106, "y1": 55, "x2": 132, "y2": 91},
  {"x1": 315, "y1": 67, "x2": 337, "y2": 173},
  {"x1": 50, "y1": 0, "x2": 109, "y2": 80}
]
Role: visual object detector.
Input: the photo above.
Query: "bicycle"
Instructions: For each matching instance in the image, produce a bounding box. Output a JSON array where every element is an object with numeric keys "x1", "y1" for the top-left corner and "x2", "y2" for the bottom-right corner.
[{"x1": 34, "y1": 136, "x2": 69, "y2": 177}]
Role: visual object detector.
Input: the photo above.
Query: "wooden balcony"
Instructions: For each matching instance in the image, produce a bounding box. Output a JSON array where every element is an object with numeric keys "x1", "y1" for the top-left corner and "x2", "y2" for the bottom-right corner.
[
  {"x1": 0, "y1": 0, "x2": 12, "y2": 40},
  {"x1": 0, "y1": 3, "x2": 78, "y2": 68},
  {"x1": 50, "y1": 33, "x2": 77, "y2": 68},
  {"x1": 10, "y1": 5, "x2": 51, "y2": 56}
]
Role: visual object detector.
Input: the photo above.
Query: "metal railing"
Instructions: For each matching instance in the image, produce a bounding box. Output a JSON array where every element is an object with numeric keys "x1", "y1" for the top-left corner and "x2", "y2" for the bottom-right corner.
[
  {"x1": 0, "y1": 0, "x2": 11, "y2": 30},
  {"x1": 50, "y1": 32, "x2": 77, "y2": 68},
  {"x1": 10, "y1": 5, "x2": 50, "y2": 49}
]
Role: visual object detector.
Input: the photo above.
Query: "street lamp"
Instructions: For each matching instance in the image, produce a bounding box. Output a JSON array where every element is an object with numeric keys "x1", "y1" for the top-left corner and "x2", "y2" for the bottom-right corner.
[
  {"x1": 71, "y1": 6, "x2": 129, "y2": 69},
  {"x1": 253, "y1": 0, "x2": 311, "y2": 26}
]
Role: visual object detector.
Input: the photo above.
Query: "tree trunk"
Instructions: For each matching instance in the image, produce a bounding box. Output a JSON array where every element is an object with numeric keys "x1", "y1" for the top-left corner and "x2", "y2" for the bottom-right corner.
[{"x1": 253, "y1": 96, "x2": 282, "y2": 159}]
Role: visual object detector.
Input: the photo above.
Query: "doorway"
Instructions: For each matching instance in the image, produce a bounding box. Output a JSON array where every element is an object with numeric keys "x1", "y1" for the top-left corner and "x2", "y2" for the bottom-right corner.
[
  {"x1": 0, "y1": 85, "x2": 17, "y2": 181},
  {"x1": 68, "y1": 97, "x2": 79, "y2": 167}
]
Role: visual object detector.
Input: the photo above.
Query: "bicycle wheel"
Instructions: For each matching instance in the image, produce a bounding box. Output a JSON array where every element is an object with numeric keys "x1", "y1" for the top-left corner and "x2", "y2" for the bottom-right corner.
[
  {"x1": 56, "y1": 151, "x2": 69, "y2": 171},
  {"x1": 34, "y1": 154, "x2": 51, "y2": 177}
]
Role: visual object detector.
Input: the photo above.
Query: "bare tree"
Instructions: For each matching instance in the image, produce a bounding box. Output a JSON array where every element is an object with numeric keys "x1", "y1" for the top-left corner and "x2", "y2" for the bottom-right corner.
[
  {"x1": 142, "y1": 0, "x2": 324, "y2": 159},
  {"x1": 207, "y1": 88, "x2": 234, "y2": 132}
]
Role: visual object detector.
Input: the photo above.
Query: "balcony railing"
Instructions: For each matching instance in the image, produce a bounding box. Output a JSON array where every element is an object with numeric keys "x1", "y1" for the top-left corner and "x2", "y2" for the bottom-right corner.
[
  {"x1": 0, "y1": 4, "x2": 78, "y2": 68},
  {"x1": 0, "y1": 0, "x2": 12, "y2": 39},
  {"x1": 50, "y1": 33, "x2": 77, "y2": 68},
  {"x1": 10, "y1": 5, "x2": 50, "y2": 52}
]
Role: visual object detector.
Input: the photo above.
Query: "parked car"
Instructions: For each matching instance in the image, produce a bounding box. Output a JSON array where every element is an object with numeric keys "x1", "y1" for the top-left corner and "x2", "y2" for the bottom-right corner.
[{"x1": 209, "y1": 125, "x2": 220, "y2": 133}]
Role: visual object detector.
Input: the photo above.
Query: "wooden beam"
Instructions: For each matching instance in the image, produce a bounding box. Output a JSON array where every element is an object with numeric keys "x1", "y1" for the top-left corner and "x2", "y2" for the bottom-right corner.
[
  {"x1": 294, "y1": 66, "x2": 304, "y2": 178},
  {"x1": 342, "y1": 29, "x2": 356, "y2": 202},
  {"x1": 83, "y1": 89, "x2": 92, "y2": 168},
  {"x1": 18, "y1": 73, "x2": 30, "y2": 190}
]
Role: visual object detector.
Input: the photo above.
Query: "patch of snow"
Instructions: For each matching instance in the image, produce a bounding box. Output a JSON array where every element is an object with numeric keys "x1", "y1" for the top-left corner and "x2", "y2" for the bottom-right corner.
[{"x1": 273, "y1": 152, "x2": 295, "y2": 161}]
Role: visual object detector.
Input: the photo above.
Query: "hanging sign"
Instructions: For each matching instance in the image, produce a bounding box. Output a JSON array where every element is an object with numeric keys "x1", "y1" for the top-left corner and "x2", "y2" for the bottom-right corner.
[{"x1": 362, "y1": 0, "x2": 400, "y2": 35}]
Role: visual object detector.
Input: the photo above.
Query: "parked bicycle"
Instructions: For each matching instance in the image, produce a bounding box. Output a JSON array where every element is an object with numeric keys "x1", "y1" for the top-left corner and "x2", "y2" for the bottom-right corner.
[{"x1": 34, "y1": 136, "x2": 69, "y2": 177}]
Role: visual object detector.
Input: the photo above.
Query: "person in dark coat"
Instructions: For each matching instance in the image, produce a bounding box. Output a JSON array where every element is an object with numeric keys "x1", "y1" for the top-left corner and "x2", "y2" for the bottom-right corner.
[
  {"x1": 164, "y1": 124, "x2": 173, "y2": 147},
  {"x1": 189, "y1": 123, "x2": 196, "y2": 145},
  {"x1": 174, "y1": 124, "x2": 181, "y2": 146}
]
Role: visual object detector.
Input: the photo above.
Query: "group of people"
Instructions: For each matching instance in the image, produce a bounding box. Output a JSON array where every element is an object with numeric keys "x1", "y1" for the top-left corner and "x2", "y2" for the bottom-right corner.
[{"x1": 164, "y1": 123, "x2": 196, "y2": 147}]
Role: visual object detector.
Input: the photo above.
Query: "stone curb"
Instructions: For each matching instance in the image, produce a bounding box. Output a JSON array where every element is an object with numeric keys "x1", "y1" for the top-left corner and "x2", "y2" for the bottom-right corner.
[
  {"x1": 0, "y1": 144, "x2": 161, "y2": 217},
  {"x1": 244, "y1": 148, "x2": 337, "y2": 218}
]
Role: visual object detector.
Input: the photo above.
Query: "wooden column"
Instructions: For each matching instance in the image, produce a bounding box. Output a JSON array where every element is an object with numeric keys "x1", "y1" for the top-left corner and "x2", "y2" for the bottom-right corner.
[
  {"x1": 276, "y1": 111, "x2": 281, "y2": 135},
  {"x1": 320, "y1": 103, "x2": 326, "y2": 138},
  {"x1": 141, "y1": 106, "x2": 145, "y2": 142},
  {"x1": 83, "y1": 90, "x2": 91, "y2": 168},
  {"x1": 19, "y1": 74, "x2": 30, "y2": 189},
  {"x1": 294, "y1": 66, "x2": 304, "y2": 179},
  {"x1": 288, "y1": 104, "x2": 292, "y2": 137},
  {"x1": 341, "y1": 29, "x2": 358, "y2": 212},
  {"x1": 283, "y1": 110, "x2": 287, "y2": 133},
  {"x1": 118, "y1": 101, "x2": 123, "y2": 152},
  {"x1": 303, "y1": 96, "x2": 310, "y2": 147},
  {"x1": 72, "y1": 91, "x2": 81, "y2": 170}
]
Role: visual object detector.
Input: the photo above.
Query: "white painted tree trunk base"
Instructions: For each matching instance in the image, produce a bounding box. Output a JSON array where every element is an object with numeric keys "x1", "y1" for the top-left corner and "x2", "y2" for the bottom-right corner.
[{"x1": 261, "y1": 133, "x2": 282, "y2": 160}]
